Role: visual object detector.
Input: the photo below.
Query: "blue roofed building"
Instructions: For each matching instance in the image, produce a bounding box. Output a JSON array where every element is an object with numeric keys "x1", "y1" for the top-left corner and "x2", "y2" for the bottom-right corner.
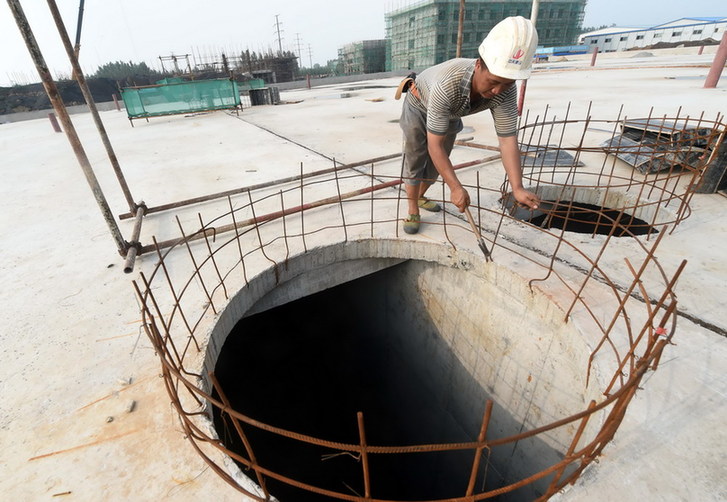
[{"x1": 580, "y1": 17, "x2": 727, "y2": 53}]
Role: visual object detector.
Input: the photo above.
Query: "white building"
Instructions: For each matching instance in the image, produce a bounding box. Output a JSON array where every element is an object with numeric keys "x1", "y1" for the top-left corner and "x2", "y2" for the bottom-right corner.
[{"x1": 580, "y1": 17, "x2": 727, "y2": 53}]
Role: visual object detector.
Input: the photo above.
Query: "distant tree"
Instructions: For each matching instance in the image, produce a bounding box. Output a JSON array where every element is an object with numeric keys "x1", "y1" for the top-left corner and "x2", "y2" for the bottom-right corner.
[
  {"x1": 581, "y1": 24, "x2": 616, "y2": 34},
  {"x1": 93, "y1": 60, "x2": 159, "y2": 80}
]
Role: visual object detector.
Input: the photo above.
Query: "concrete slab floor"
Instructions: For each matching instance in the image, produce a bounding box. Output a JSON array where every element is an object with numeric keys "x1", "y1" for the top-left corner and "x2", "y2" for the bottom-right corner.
[{"x1": 1, "y1": 48, "x2": 726, "y2": 501}]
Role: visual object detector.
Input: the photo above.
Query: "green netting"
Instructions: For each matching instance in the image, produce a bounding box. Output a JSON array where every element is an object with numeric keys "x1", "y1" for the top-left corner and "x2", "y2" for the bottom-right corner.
[
  {"x1": 239, "y1": 78, "x2": 266, "y2": 90},
  {"x1": 120, "y1": 79, "x2": 240, "y2": 120},
  {"x1": 155, "y1": 77, "x2": 185, "y2": 85}
]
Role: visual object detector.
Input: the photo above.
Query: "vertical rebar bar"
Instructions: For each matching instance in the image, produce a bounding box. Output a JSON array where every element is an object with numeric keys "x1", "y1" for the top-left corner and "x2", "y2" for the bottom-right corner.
[
  {"x1": 210, "y1": 372, "x2": 270, "y2": 500},
  {"x1": 466, "y1": 400, "x2": 493, "y2": 496},
  {"x1": 357, "y1": 412, "x2": 372, "y2": 500},
  {"x1": 175, "y1": 216, "x2": 217, "y2": 315},
  {"x1": 227, "y1": 196, "x2": 249, "y2": 286},
  {"x1": 300, "y1": 162, "x2": 308, "y2": 252},
  {"x1": 547, "y1": 400, "x2": 596, "y2": 495},
  {"x1": 333, "y1": 159, "x2": 348, "y2": 242}
]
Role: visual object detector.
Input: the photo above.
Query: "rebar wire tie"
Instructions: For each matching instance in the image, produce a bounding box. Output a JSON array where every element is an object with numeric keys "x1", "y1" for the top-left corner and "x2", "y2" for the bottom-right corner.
[{"x1": 321, "y1": 451, "x2": 361, "y2": 462}]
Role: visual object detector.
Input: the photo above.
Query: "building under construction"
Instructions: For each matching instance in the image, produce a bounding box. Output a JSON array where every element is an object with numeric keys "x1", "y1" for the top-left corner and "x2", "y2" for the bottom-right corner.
[
  {"x1": 385, "y1": 0, "x2": 587, "y2": 70},
  {"x1": 191, "y1": 49, "x2": 299, "y2": 84},
  {"x1": 338, "y1": 40, "x2": 388, "y2": 75}
]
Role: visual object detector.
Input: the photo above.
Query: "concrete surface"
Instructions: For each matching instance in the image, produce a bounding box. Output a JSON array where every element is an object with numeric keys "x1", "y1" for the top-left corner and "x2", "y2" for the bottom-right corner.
[{"x1": 1, "y1": 48, "x2": 726, "y2": 501}]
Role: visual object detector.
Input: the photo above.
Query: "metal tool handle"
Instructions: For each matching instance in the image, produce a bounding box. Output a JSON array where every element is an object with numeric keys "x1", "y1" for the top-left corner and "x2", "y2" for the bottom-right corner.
[{"x1": 464, "y1": 207, "x2": 493, "y2": 262}]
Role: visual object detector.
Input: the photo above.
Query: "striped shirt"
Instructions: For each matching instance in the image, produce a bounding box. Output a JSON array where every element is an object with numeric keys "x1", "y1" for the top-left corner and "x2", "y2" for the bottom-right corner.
[{"x1": 406, "y1": 58, "x2": 518, "y2": 137}]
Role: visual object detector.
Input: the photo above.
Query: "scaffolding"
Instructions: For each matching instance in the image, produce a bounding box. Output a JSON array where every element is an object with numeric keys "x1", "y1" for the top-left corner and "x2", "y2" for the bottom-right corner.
[
  {"x1": 338, "y1": 40, "x2": 388, "y2": 75},
  {"x1": 385, "y1": 0, "x2": 587, "y2": 70}
]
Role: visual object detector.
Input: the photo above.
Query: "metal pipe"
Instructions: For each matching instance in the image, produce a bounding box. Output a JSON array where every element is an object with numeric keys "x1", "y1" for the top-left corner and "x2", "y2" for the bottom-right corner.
[
  {"x1": 454, "y1": 140, "x2": 501, "y2": 152},
  {"x1": 530, "y1": 0, "x2": 540, "y2": 26},
  {"x1": 48, "y1": 112, "x2": 61, "y2": 132},
  {"x1": 518, "y1": 80, "x2": 528, "y2": 116},
  {"x1": 46, "y1": 0, "x2": 137, "y2": 213},
  {"x1": 123, "y1": 204, "x2": 146, "y2": 274},
  {"x1": 8, "y1": 0, "x2": 127, "y2": 256},
  {"x1": 704, "y1": 31, "x2": 727, "y2": 88},
  {"x1": 73, "y1": 0, "x2": 85, "y2": 50},
  {"x1": 139, "y1": 155, "x2": 499, "y2": 254},
  {"x1": 456, "y1": 0, "x2": 465, "y2": 58},
  {"x1": 118, "y1": 153, "x2": 402, "y2": 219}
]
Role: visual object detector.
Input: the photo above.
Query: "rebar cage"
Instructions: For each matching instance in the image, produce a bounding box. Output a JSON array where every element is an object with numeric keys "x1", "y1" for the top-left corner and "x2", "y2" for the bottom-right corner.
[{"x1": 133, "y1": 112, "x2": 724, "y2": 501}]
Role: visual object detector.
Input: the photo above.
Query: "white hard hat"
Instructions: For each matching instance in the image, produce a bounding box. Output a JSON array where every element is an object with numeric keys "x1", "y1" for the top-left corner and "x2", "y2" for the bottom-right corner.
[{"x1": 479, "y1": 16, "x2": 538, "y2": 80}]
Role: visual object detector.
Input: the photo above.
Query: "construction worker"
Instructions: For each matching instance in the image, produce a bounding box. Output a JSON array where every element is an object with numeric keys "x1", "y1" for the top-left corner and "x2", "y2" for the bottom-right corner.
[{"x1": 396, "y1": 16, "x2": 540, "y2": 234}]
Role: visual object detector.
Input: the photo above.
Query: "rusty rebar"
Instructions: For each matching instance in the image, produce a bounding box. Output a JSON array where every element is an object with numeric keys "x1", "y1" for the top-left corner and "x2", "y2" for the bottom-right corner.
[
  {"x1": 127, "y1": 111, "x2": 721, "y2": 502},
  {"x1": 118, "y1": 153, "x2": 402, "y2": 220},
  {"x1": 210, "y1": 372, "x2": 270, "y2": 499},
  {"x1": 466, "y1": 400, "x2": 493, "y2": 496}
]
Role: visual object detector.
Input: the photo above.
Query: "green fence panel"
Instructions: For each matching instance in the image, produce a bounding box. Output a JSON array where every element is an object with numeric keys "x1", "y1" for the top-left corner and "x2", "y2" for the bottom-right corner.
[{"x1": 120, "y1": 79, "x2": 240, "y2": 120}]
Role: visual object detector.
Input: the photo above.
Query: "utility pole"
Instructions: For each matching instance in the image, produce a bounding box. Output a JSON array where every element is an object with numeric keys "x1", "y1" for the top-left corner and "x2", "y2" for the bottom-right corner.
[
  {"x1": 295, "y1": 33, "x2": 304, "y2": 67},
  {"x1": 456, "y1": 0, "x2": 465, "y2": 57},
  {"x1": 274, "y1": 14, "x2": 283, "y2": 54},
  {"x1": 307, "y1": 43, "x2": 313, "y2": 68}
]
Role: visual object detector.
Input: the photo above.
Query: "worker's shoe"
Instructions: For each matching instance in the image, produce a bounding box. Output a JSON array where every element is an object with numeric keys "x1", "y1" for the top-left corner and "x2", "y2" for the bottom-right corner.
[
  {"x1": 417, "y1": 197, "x2": 441, "y2": 212},
  {"x1": 403, "y1": 214, "x2": 421, "y2": 234}
]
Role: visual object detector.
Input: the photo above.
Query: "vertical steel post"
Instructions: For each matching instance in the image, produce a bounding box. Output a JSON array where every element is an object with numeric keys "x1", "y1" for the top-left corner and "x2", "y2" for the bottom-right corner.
[
  {"x1": 8, "y1": 0, "x2": 127, "y2": 255},
  {"x1": 47, "y1": 112, "x2": 61, "y2": 132},
  {"x1": 46, "y1": 0, "x2": 137, "y2": 213},
  {"x1": 71, "y1": 0, "x2": 85, "y2": 77},
  {"x1": 704, "y1": 32, "x2": 727, "y2": 89},
  {"x1": 530, "y1": 0, "x2": 540, "y2": 26},
  {"x1": 517, "y1": 3, "x2": 539, "y2": 118},
  {"x1": 590, "y1": 46, "x2": 599, "y2": 67},
  {"x1": 518, "y1": 80, "x2": 527, "y2": 116},
  {"x1": 456, "y1": 0, "x2": 465, "y2": 58}
]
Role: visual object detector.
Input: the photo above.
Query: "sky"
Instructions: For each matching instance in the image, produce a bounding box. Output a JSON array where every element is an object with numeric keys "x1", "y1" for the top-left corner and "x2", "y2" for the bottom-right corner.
[{"x1": 1, "y1": 0, "x2": 725, "y2": 86}]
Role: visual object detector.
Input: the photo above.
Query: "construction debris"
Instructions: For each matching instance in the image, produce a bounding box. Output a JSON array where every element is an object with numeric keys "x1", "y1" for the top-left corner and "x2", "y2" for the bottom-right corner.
[{"x1": 601, "y1": 118, "x2": 715, "y2": 174}]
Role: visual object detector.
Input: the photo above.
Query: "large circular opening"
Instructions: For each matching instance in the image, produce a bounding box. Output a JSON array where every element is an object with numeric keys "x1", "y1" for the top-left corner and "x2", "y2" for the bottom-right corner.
[
  {"x1": 504, "y1": 186, "x2": 671, "y2": 237},
  {"x1": 212, "y1": 259, "x2": 598, "y2": 501},
  {"x1": 527, "y1": 201, "x2": 658, "y2": 236}
]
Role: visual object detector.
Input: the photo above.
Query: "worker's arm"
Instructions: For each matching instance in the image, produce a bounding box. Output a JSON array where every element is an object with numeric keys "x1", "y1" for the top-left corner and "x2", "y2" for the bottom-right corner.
[
  {"x1": 498, "y1": 134, "x2": 539, "y2": 209},
  {"x1": 427, "y1": 131, "x2": 470, "y2": 212}
]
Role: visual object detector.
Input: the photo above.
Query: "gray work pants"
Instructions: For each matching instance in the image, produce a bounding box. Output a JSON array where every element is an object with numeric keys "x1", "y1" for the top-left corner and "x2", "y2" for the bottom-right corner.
[{"x1": 400, "y1": 99, "x2": 462, "y2": 186}]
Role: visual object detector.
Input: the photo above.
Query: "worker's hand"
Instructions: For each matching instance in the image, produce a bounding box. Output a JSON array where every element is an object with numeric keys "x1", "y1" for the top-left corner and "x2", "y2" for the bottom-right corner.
[
  {"x1": 451, "y1": 186, "x2": 470, "y2": 213},
  {"x1": 513, "y1": 187, "x2": 540, "y2": 210}
]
